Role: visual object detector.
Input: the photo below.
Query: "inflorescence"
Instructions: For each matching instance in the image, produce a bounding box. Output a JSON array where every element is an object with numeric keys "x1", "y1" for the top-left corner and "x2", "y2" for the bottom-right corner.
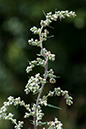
[{"x1": 0, "y1": 10, "x2": 76, "y2": 129}]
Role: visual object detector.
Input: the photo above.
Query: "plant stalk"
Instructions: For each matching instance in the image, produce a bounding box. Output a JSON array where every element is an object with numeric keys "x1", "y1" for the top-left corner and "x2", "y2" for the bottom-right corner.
[{"x1": 34, "y1": 28, "x2": 48, "y2": 129}]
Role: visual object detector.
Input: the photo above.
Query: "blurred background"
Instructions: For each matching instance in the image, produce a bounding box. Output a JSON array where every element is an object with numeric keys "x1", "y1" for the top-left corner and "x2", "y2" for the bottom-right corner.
[{"x1": 0, "y1": 0, "x2": 86, "y2": 129}]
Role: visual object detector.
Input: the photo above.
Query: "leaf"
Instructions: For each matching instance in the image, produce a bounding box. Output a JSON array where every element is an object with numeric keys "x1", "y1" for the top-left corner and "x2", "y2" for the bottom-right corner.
[
  {"x1": 37, "y1": 54, "x2": 41, "y2": 56},
  {"x1": 56, "y1": 76, "x2": 60, "y2": 78},
  {"x1": 38, "y1": 121, "x2": 47, "y2": 126},
  {"x1": 47, "y1": 104, "x2": 62, "y2": 110},
  {"x1": 47, "y1": 35, "x2": 54, "y2": 39},
  {"x1": 42, "y1": 10, "x2": 46, "y2": 17}
]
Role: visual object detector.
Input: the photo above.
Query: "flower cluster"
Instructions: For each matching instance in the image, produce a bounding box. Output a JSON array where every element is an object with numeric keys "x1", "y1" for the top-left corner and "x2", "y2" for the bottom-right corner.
[
  {"x1": 30, "y1": 26, "x2": 49, "y2": 42},
  {"x1": 24, "y1": 73, "x2": 46, "y2": 94},
  {"x1": 40, "y1": 29, "x2": 49, "y2": 41},
  {"x1": 36, "y1": 58, "x2": 46, "y2": 67},
  {"x1": 38, "y1": 86, "x2": 73, "y2": 108},
  {"x1": 28, "y1": 38, "x2": 40, "y2": 47},
  {"x1": 33, "y1": 104, "x2": 44, "y2": 124},
  {"x1": 40, "y1": 48, "x2": 55, "y2": 61},
  {"x1": 47, "y1": 69, "x2": 57, "y2": 84},
  {"x1": 26, "y1": 58, "x2": 46, "y2": 73},
  {"x1": 47, "y1": 118, "x2": 63, "y2": 129},
  {"x1": 14, "y1": 121, "x2": 24, "y2": 129},
  {"x1": 30, "y1": 26, "x2": 41, "y2": 34},
  {"x1": 0, "y1": 96, "x2": 25, "y2": 129},
  {"x1": 42, "y1": 29, "x2": 49, "y2": 38},
  {"x1": 47, "y1": 87, "x2": 73, "y2": 106},
  {"x1": 40, "y1": 19, "x2": 52, "y2": 27},
  {"x1": 40, "y1": 10, "x2": 76, "y2": 27},
  {"x1": 39, "y1": 96, "x2": 47, "y2": 106},
  {"x1": 24, "y1": 104, "x2": 44, "y2": 125}
]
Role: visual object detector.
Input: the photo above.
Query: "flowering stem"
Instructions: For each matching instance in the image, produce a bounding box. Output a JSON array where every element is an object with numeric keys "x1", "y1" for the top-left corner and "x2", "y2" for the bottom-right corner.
[
  {"x1": 34, "y1": 60, "x2": 48, "y2": 129},
  {"x1": 0, "y1": 10, "x2": 76, "y2": 129},
  {"x1": 34, "y1": 27, "x2": 48, "y2": 129}
]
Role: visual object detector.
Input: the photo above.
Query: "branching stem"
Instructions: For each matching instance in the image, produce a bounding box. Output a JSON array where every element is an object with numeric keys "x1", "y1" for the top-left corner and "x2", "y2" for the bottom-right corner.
[{"x1": 34, "y1": 26, "x2": 48, "y2": 129}]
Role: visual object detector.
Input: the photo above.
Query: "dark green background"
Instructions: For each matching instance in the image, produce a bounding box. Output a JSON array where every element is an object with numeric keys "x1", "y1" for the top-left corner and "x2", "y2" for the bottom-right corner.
[{"x1": 0, "y1": 0, "x2": 86, "y2": 129}]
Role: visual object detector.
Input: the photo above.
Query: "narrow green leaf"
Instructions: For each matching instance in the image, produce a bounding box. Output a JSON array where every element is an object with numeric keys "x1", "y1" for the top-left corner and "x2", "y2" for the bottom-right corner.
[
  {"x1": 47, "y1": 35, "x2": 54, "y2": 39},
  {"x1": 56, "y1": 76, "x2": 60, "y2": 78},
  {"x1": 42, "y1": 10, "x2": 46, "y2": 16},
  {"x1": 37, "y1": 54, "x2": 41, "y2": 56},
  {"x1": 38, "y1": 121, "x2": 47, "y2": 125},
  {"x1": 47, "y1": 104, "x2": 62, "y2": 110}
]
